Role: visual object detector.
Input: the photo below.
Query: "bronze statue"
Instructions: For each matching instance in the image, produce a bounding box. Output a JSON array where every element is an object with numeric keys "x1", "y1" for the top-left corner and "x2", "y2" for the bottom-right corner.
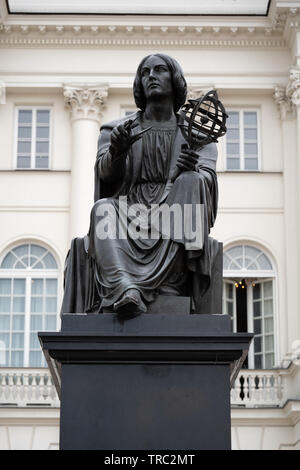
[{"x1": 61, "y1": 54, "x2": 223, "y2": 317}]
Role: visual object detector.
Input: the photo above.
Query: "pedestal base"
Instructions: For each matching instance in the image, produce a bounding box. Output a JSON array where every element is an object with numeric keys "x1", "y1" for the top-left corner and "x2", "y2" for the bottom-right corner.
[{"x1": 39, "y1": 313, "x2": 252, "y2": 450}]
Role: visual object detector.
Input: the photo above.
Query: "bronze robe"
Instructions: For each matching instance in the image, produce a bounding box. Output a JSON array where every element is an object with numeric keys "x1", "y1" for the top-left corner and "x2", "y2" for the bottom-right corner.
[{"x1": 61, "y1": 111, "x2": 220, "y2": 314}]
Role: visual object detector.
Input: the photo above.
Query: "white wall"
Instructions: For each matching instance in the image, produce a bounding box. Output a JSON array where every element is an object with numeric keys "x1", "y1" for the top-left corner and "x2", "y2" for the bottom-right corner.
[{"x1": 0, "y1": 0, "x2": 300, "y2": 451}]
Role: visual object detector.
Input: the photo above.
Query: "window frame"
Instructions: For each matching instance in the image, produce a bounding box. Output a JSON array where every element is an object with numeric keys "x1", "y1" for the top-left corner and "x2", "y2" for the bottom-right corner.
[
  {"x1": 14, "y1": 105, "x2": 52, "y2": 170},
  {"x1": 224, "y1": 108, "x2": 261, "y2": 172},
  {"x1": 0, "y1": 243, "x2": 60, "y2": 368},
  {"x1": 223, "y1": 277, "x2": 277, "y2": 369},
  {"x1": 249, "y1": 278, "x2": 275, "y2": 370},
  {"x1": 223, "y1": 244, "x2": 278, "y2": 369},
  {"x1": 222, "y1": 279, "x2": 237, "y2": 332}
]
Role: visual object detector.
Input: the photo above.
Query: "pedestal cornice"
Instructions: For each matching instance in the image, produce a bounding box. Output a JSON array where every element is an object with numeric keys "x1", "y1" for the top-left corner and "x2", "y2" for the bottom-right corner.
[{"x1": 39, "y1": 313, "x2": 252, "y2": 398}]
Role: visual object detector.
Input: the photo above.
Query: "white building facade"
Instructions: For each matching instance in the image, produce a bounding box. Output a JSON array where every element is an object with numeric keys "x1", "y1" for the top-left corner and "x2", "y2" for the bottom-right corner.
[{"x1": 0, "y1": 0, "x2": 300, "y2": 450}]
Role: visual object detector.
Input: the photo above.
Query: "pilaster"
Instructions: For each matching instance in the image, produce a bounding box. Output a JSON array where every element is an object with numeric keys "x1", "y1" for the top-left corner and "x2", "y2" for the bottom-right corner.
[
  {"x1": 278, "y1": 68, "x2": 300, "y2": 349},
  {"x1": 0, "y1": 81, "x2": 5, "y2": 104},
  {"x1": 286, "y1": 67, "x2": 300, "y2": 107}
]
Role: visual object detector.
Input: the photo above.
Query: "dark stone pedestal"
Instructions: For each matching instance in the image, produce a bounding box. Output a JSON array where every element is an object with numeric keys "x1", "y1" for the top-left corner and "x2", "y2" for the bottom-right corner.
[{"x1": 39, "y1": 313, "x2": 252, "y2": 450}]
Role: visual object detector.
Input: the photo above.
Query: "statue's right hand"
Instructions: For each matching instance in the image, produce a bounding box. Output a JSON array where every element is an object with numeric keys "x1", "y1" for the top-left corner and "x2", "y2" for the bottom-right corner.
[{"x1": 109, "y1": 120, "x2": 133, "y2": 160}]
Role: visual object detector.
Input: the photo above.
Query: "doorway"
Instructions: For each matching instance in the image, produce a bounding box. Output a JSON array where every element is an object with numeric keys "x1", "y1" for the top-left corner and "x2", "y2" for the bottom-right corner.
[{"x1": 223, "y1": 278, "x2": 275, "y2": 369}]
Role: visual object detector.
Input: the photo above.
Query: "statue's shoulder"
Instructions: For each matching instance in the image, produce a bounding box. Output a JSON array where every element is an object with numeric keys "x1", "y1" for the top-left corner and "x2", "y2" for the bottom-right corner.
[{"x1": 100, "y1": 111, "x2": 139, "y2": 132}]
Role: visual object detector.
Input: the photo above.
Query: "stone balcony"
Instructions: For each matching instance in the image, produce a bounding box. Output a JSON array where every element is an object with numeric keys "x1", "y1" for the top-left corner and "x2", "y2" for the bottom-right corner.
[
  {"x1": 231, "y1": 365, "x2": 300, "y2": 408},
  {"x1": 0, "y1": 368, "x2": 60, "y2": 408},
  {"x1": 1, "y1": 362, "x2": 299, "y2": 410}
]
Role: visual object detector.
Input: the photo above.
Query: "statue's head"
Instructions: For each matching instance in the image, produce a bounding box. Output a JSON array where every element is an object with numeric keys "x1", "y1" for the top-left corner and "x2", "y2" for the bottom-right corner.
[{"x1": 133, "y1": 54, "x2": 187, "y2": 113}]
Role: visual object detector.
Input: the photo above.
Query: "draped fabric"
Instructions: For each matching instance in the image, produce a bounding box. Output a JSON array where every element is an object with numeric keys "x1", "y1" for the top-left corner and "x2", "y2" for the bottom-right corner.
[
  {"x1": 61, "y1": 111, "x2": 219, "y2": 314},
  {"x1": 89, "y1": 125, "x2": 187, "y2": 309},
  {"x1": 127, "y1": 125, "x2": 175, "y2": 206}
]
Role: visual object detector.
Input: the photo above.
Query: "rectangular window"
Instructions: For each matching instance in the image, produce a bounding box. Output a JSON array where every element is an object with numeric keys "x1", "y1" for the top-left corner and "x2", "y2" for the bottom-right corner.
[
  {"x1": 15, "y1": 107, "x2": 51, "y2": 169},
  {"x1": 225, "y1": 110, "x2": 260, "y2": 171}
]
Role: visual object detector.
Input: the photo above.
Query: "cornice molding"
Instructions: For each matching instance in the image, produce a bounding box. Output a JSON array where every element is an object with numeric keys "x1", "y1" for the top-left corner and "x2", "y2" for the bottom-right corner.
[
  {"x1": 0, "y1": 10, "x2": 291, "y2": 50},
  {"x1": 0, "y1": 75, "x2": 289, "y2": 96},
  {"x1": 1, "y1": 3, "x2": 300, "y2": 49},
  {"x1": 0, "y1": 33, "x2": 287, "y2": 49},
  {"x1": 63, "y1": 85, "x2": 109, "y2": 122}
]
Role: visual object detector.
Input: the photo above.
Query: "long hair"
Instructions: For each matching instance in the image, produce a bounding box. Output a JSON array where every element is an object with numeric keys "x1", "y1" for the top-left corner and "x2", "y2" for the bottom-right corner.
[{"x1": 133, "y1": 54, "x2": 187, "y2": 113}]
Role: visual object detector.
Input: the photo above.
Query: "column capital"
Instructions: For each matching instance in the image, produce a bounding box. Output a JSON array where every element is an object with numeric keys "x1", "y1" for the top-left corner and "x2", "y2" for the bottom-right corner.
[
  {"x1": 286, "y1": 68, "x2": 300, "y2": 108},
  {"x1": 63, "y1": 84, "x2": 109, "y2": 122},
  {"x1": 273, "y1": 85, "x2": 296, "y2": 120}
]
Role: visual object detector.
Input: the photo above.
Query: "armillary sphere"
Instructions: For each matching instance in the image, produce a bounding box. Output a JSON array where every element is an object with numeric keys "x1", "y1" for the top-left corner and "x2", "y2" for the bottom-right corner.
[{"x1": 179, "y1": 89, "x2": 228, "y2": 150}]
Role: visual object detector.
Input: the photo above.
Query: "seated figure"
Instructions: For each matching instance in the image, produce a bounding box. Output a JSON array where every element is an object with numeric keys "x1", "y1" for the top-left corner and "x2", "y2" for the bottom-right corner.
[{"x1": 61, "y1": 54, "x2": 221, "y2": 317}]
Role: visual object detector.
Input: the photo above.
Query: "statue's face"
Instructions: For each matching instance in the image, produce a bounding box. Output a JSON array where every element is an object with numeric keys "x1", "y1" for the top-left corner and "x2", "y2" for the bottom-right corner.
[{"x1": 140, "y1": 55, "x2": 173, "y2": 102}]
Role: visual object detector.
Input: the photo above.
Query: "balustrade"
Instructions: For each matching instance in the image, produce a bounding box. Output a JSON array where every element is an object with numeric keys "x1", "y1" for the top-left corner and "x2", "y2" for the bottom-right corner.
[
  {"x1": 0, "y1": 367, "x2": 292, "y2": 409},
  {"x1": 0, "y1": 368, "x2": 59, "y2": 407},
  {"x1": 231, "y1": 370, "x2": 284, "y2": 407}
]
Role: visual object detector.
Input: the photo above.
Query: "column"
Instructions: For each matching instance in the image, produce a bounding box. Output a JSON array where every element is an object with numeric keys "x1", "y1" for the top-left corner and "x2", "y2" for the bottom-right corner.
[
  {"x1": 286, "y1": 69, "x2": 300, "y2": 157},
  {"x1": 287, "y1": 70, "x2": 300, "y2": 346},
  {"x1": 64, "y1": 85, "x2": 108, "y2": 239},
  {"x1": 275, "y1": 70, "x2": 300, "y2": 350}
]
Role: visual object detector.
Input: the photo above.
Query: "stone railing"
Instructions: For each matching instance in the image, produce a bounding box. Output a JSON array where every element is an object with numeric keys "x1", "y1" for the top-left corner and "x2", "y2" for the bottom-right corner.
[
  {"x1": 1, "y1": 363, "x2": 299, "y2": 409},
  {"x1": 231, "y1": 345, "x2": 300, "y2": 407},
  {"x1": 231, "y1": 369, "x2": 286, "y2": 408},
  {"x1": 0, "y1": 368, "x2": 59, "y2": 407}
]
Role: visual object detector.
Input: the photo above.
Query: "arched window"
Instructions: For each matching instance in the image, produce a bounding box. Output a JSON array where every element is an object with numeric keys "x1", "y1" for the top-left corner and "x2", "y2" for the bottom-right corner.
[
  {"x1": 0, "y1": 243, "x2": 59, "y2": 367},
  {"x1": 223, "y1": 244, "x2": 276, "y2": 369}
]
